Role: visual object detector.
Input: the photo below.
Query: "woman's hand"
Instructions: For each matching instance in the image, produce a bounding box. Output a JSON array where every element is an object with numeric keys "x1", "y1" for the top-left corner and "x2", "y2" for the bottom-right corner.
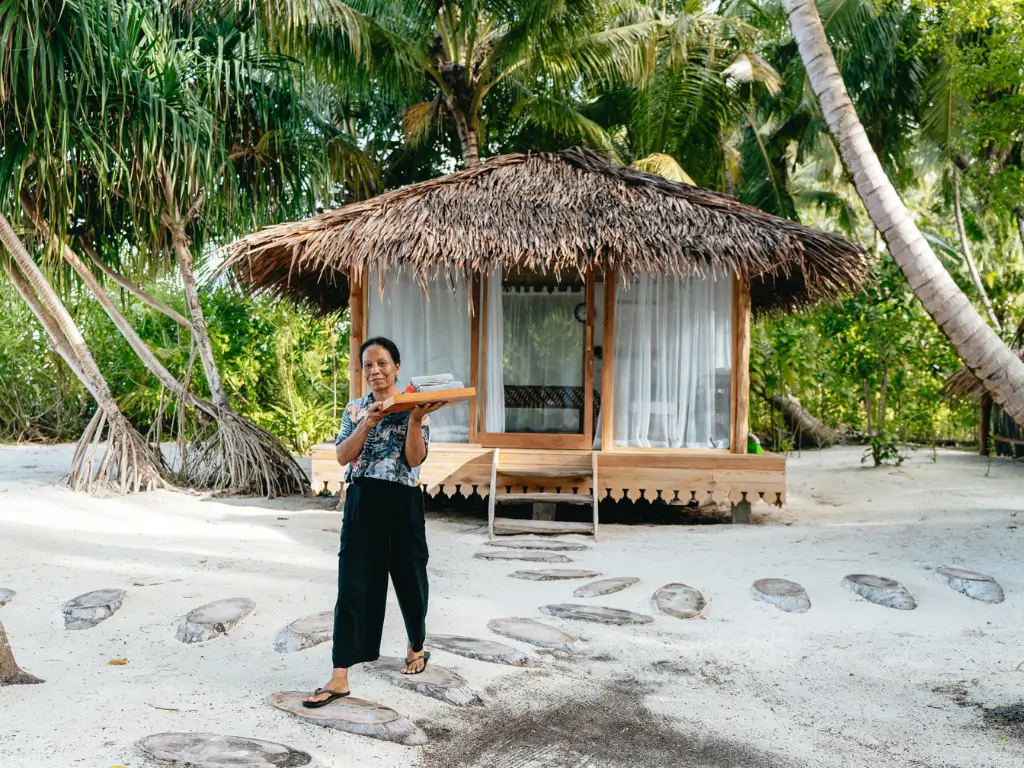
[
  {"x1": 365, "y1": 401, "x2": 388, "y2": 427},
  {"x1": 410, "y1": 401, "x2": 448, "y2": 423}
]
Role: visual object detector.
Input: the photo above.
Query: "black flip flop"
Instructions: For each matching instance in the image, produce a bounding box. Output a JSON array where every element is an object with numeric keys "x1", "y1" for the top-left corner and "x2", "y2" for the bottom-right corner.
[
  {"x1": 402, "y1": 650, "x2": 431, "y2": 675},
  {"x1": 301, "y1": 687, "x2": 351, "y2": 708}
]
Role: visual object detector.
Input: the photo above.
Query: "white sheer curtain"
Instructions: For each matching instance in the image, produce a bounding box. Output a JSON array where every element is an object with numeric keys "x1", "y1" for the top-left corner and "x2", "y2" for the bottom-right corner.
[
  {"x1": 483, "y1": 271, "x2": 505, "y2": 433},
  {"x1": 367, "y1": 270, "x2": 472, "y2": 443},
  {"x1": 613, "y1": 274, "x2": 732, "y2": 449}
]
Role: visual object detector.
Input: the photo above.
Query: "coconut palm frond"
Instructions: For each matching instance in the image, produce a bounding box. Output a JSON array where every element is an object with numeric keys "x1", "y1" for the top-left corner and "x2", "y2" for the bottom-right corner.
[{"x1": 631, "y1": 153, "x2": 695, "y2": 185}]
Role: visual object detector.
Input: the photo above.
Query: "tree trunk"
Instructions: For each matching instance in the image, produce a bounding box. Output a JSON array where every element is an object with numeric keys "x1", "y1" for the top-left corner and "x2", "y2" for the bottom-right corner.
[
  {"x1": 755, "y1": 386, "x2": 841, "y2": 446},
  {"x1": 80, "y1": 240, "x2": 190, "y2": 328},
  {"x1": 781, "y1": 0, "x2": 1024, "y2": 425},
  {"x1": 0, "y1": 619, "x2": 43, "y2": 686},
  {"x1": 952, "y1": 170, "x2": 1000, "y2": 329},
  {"x1": 452, "y1": 110, "x2": 480, "y2": 169},
  {"x1": 979, "y1": 394, "x2": 993, "y2": 456},
  {"x1": 863, "y1": 378, "x2": 874, "y2": 436},
  {"x1": 0, "y1": 213, "x2": 166, "y2": 493},
  {"x1": 1016, "y1": 208, "x2": 1024, "y2": 254}
]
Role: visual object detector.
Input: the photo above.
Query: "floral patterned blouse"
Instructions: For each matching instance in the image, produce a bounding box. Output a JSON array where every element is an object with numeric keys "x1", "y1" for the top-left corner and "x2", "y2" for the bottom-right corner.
[{"x1": 335, "y1": 393, "x2": 430, "y2": 487}]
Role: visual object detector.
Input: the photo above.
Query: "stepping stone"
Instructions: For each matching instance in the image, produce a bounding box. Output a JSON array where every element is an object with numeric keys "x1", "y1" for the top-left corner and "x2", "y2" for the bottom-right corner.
[
  {"x1": 367, "y1": 656, "x2": 484, "y2": 707},
  {"x1": 509, "y1": 569, "x2": 600, "y2": 581},
  {"x1": 61, "y1": 588, "x2": 125, "y2": 630},
  {"x1": 487, "y1": 618, "x2": 586, "y2": 654},
  {"x1": 176, "y1": 598, "x2": 256, "y2": 643},
  {"x1": 653, "y1": 583, "x2": 706, "y2": 619},
  {"x1": 752, "y1": 578, "x2": 811, "y2": 613},
  {"x1": 934, "y1": 567, "x2": 1004, "y2": 604},
  {"x1": 267, "y1": 691, "x2": 427, "y2": 746},
  {"x1": 842, "y1": 574, "x2": 916, "y2": 610},
  {"x1": 574, "y1": 577, "x2": 639, "y2": 598},
  {"x1": 539, "y1": 603, "x2": 654, "y2": 626},
  {"x1": 0, "y1": 588, "x2": 14, "y2": 607},
  {"x1": 474, "y1": 551, "x2": 572, "y2": 563},
  {"x1": 274, "y1": 611, "x2": 333, "y2": 653},
  {"x1": 136, "y1": 732, "x2": 313, "y2": 767},
  {"x1": 484, "y1": 539, "x2": 590, "y2": 552},
  {"x1": 427, "y1": 634, "x2": 531, "y2": 666}
]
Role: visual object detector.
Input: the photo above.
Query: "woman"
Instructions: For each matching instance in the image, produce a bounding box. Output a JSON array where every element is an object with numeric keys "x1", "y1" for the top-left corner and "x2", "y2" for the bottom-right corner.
[{"x1": 303, "y1": 336, "x2": 446, "y2": 707}]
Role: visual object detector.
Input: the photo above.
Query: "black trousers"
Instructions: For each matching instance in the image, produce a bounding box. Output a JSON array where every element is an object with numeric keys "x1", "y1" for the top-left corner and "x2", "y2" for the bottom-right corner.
[{"x1": 332, "y1": 477, "x2": 429, "y2": 669}]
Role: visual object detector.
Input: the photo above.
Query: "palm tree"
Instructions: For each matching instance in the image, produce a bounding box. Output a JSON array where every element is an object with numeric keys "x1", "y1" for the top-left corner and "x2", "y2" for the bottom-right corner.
[
  {"x1": 264, "y1": 0, "x2": 658, "y2": 168},
  {"x1": 0, "y1": 212, "x2": 168, "y2": 492},
  {"x1": 780, "y1": 0, "x2": 1024, "y2": 422}
]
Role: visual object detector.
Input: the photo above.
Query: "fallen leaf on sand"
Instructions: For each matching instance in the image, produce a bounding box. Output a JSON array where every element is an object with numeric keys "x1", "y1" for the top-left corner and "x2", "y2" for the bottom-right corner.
[
  {"x1": 108, "y1": 658, "x2": 128, "y2": 666},
  {"x1": 146, "y1": 703, "x2": 180, "y2": 712}
]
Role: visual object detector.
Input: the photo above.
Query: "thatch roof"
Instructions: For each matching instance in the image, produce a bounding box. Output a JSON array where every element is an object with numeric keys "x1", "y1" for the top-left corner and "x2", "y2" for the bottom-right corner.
[
  {"x1": 945, "y1": 320, "x2": 1024, "y2": 401},
  {"x1": 221, "y1": 147, "x2": 868, "y2": 315}
]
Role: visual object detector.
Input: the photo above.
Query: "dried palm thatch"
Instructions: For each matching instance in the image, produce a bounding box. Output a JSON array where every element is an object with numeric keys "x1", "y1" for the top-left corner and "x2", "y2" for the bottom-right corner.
[{"x1": 220, "y1": 147, "x2": 868, "y2": 314}]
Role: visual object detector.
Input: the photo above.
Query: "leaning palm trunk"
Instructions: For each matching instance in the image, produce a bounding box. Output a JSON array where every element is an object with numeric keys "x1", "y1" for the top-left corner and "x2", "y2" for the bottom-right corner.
[
  {"x1": 781, "y1": 0, "x2": 1024, "y2": 424},
  {"x1": 754, "y1": 385, "x2": 841, "y2": 447},
  {"x1": 0, "y1": 212, "x2": 168, "y2": 493},
  {"x1": 159, "y1": 193, "x2": 307, "y2": 497},
  {"x1": 0, "y1": 618, "x2": 42, "y2": 686}
]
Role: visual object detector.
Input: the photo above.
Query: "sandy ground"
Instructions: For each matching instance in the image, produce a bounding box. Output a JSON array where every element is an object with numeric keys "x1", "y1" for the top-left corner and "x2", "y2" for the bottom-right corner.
[{"x1": 1, "y1": 444, "x2": 1023, "y2": 768}]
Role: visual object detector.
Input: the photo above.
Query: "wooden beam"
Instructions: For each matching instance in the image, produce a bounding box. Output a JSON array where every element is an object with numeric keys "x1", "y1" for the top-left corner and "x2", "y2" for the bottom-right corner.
[
  {"x1": 348, "y1": 268, "x2": 366, "y2": 400},
  {"x1": 731, "y1": 275, "x2": 752, "y2": 454},
  {"x1": 583, "y1": 270, "x2": 596, "y2": 448},
  {"x1": 469, "y1": 274, "x2": 481, "y2": 443},
  {"x1": 601, "y1": 267, "x2": 617, "y2": 451},
  {"x1": 479, "y1": 272, "x2": 490, "y2": 432}
]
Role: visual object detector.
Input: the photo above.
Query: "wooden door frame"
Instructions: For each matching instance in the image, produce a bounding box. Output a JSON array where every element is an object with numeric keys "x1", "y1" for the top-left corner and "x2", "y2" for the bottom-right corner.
[{"x1": 473, "y1": 269, "x2": 596, "y2": 450}]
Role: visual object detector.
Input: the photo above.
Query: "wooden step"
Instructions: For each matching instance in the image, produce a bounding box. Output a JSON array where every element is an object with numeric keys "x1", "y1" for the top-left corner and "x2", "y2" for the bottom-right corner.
[
  {"x1": 496, "y1": 467, "x2": 592, "y2": 481},
  {"x1": 495, "y1": 492, "x2": 594, "y2": 505},
  {"x1": 492, "y1": 518, "x2": 595, "y2": 536}
]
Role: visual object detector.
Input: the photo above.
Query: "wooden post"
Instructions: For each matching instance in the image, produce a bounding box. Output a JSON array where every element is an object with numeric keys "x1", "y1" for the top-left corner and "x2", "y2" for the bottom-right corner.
[
  {"x1": 583, "y1": 271, "x2": 596, "y2": 446},
  {"x1": 469, "y1": 274, "x2": 481, "y2": 443},
  {"x1": 348, "y1": 268, "x2": 366, "y2": 399},
  {"x1": 731, "y1": 275, "x2": 751, "y2": 454},
  {"x1": 601, "y1": 267, "x2": 617, "y2": 451}
]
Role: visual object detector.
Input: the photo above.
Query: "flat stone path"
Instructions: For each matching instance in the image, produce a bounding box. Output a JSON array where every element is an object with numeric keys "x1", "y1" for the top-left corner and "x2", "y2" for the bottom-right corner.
[
  {"x1": 487, "y1": 618, "x2": 586, "y2": 654},
  {"x1": 934, "y1": 567, "x2": 1004, "y2": 603},
  {"x1": 61, "y1": 588, "x2": 125, "y2": 630},
  {"x1": 136, "y1": 732, "x2": 313, "y2": 767},
  {"x1": 274, "y1": 611, "x2": 333, "y2": 652},
  {"x1": 653, "y1": 583, "x2": 706, "y2": 619},
  {"x1": 509, "y1": 569, "x2": 600, "y2": 581},
  {"x1": 484, "y1": 539, "x2": 590, "y2": 552},
  {"x1": 842, "y1": 574, "x2": 917, "y2": 610},
  {"x1": 0, "y1": 587, "x2": 14, "y2": 606},
  {"x1": 574, "y1": 577, "x2": 639, "y2": 598},
  {"x1": 752, "y1": 578, "x2": 811, "y2": 613},
  {"x1": 268, "y1": 691, "x2": 427, "y2": 746},
  {"x1": 540, "y1": 603, "x2": 654, "y2": 626},
  {"x1": 176, "y1": 598, "x2": 256, "y2": 643},
  {"x1": 474, "y1": 551, "x2": 572, "y2": 563},
  {"x1": 368, "y1": 656, "x2": 484, "y2": 707},
  {"x1": 427, "y1": 634, "x2": 531, "y2": 666}
]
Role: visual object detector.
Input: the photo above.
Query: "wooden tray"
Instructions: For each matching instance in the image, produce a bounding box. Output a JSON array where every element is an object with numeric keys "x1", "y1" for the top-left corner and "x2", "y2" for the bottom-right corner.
[{"x1": 381, "y1": 387, "x2": 477, "y2": 414}]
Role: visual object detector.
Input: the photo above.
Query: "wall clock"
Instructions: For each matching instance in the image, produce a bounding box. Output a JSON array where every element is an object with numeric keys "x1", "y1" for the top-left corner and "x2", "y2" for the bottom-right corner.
[{"x1": 574, "y1": 302, "x2": 587, "y2": 323}]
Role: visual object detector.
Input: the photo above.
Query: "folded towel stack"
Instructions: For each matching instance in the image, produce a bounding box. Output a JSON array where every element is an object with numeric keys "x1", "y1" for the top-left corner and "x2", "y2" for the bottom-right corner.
[{"x1": 409, "y1": 373, "x2": 464, "y2": 393}]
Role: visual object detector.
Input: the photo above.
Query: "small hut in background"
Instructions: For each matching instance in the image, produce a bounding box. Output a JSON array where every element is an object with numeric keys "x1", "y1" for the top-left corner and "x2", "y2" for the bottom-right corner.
[{"x1": 224, "y1": 147, "x2": 866, "y2": 534}]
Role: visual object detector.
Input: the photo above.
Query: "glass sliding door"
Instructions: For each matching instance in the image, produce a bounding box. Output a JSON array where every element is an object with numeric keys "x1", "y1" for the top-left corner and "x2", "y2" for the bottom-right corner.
[{"x1": 478, "y1": 270, "x2": 595, "y2": 449}]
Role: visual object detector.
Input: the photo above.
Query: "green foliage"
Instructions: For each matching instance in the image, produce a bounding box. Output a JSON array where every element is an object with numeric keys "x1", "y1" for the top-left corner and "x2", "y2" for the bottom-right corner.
[{"x1": 0, "y1": 277, "x2": 349, "y2": 453}]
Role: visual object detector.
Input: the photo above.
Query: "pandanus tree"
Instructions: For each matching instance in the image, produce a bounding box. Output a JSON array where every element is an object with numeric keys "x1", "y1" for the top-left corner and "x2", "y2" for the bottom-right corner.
[
  {"x1": 0, "y1": 0, "x2": 362, "y2": 494},
  {"x1": 256, "y1": 0, "x2": 662, "y2": 169},
  {"x1": 0, "y1": 618, "x2": 42, "y2": 686},
  {"x1": 780, "y1": 0, "x2": 1024, "y2": 423}
]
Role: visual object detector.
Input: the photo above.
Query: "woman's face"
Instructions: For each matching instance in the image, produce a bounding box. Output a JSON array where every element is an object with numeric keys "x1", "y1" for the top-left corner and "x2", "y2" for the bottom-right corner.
[{"x1": 362, "y1": 345, "x2": 399, "y2": 393}]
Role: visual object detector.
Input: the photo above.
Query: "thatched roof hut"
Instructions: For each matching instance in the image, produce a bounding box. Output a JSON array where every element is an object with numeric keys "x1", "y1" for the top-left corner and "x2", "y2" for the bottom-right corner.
[{"x1": 222, "y1": 147, "x2": 868, "y2": 315}]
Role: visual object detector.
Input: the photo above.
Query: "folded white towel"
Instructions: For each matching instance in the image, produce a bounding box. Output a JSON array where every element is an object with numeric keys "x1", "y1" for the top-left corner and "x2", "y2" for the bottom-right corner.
[
  {"x1": 410, "y1": 374, "x2": 453, "y2": 388},
  {"x1": 416, "y1": 381, "x2": 464, "y2": 392}
]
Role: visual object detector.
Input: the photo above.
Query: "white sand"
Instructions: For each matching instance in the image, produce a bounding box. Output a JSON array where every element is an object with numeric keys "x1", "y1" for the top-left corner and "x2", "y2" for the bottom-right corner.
[{"x1": 1, "y1": 444, "x2": 1022, "y2": 767}]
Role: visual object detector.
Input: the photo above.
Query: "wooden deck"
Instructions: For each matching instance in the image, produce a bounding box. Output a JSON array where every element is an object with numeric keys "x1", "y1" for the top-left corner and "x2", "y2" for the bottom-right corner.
[{"x1": 310, "y1": 442, "x2": 786, "y2": 507}]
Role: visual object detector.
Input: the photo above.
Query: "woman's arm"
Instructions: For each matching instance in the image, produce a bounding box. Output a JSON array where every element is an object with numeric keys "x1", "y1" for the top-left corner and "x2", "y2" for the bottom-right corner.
[
  {"x1": 404, "y1": 402, "x2": 446, "y2": 468},
  {"x1": 336, "y1": 402, "x2": 385, "y2": 465}
]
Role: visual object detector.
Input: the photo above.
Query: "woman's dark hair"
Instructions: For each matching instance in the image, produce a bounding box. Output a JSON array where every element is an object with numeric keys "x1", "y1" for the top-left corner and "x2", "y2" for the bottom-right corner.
[{"x1": 360, "y1": 336, "x2": 401, "y2": 367}]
